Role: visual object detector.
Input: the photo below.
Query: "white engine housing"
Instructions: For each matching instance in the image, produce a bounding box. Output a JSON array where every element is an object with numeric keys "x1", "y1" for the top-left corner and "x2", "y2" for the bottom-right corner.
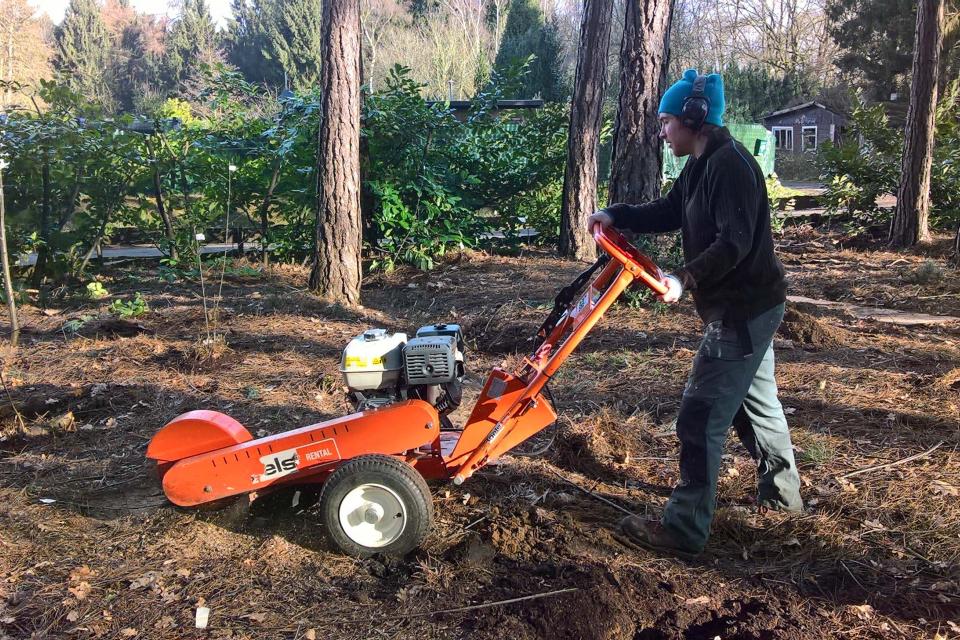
[{"x1": 339, "y1": 329, "x2": 407, "y2": 391}]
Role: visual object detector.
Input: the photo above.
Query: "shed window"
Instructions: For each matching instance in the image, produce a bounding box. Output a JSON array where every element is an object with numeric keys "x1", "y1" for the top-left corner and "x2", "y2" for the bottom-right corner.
[
  {"x1": 772, "y1": 126, "x2": 793, "y2": 151},
  {"x1": 802, "y1": 126, "x2": 817, "y2": 151}
]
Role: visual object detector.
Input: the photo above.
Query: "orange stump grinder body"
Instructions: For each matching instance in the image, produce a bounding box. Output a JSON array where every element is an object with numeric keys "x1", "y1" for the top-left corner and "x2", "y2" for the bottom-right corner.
[{"x1": 147, "y1": 227, "x2": 666, "y2": 555}]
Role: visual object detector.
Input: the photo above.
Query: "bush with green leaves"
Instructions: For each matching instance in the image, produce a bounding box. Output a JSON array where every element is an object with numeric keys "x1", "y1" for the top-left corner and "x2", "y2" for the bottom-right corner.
[
  {"x1": 818, "y1": 81, "x2": 960, "y2": 234},
  {"x1": 109, "y1": 292, "x2": 148, "y2": 318},
  {"x1": 62, "y1": 315, "x2": 94, "y2": 333},
  {"x1": 2, "y1": 63, "x2": 573, "y2": 281},
  {"x1": 362, "y1": 65, "x2": 568, "y2": 270},
  {"x1": 774, "y1": 154, "x2": 820, "y2": 181},
  {"x1": 817, "y1": 102, "x2": 898, "y2": 226}
]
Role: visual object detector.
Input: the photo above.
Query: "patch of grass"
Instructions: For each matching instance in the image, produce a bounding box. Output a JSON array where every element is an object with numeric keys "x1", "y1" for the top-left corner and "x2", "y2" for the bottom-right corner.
[
  {"x1": 902, "y1": 259, "x2": 944, "y2": 285},
  {"x1": 796, "y1": 436, "x2": 834, "y2": 467},
  {"x1": 578, "y1": 352, "x2": 603, "y2": 368}
]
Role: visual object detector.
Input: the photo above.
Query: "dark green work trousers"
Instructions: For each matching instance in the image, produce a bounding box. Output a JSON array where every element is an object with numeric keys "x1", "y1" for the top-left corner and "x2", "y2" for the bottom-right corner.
[{"x1": 662, "y1": 302, "x2": 803, "y2": 552}]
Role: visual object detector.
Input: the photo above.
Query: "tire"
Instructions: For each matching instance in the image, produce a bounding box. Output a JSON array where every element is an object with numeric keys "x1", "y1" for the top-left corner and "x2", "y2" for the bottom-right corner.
[{"x1": 318, "y1": 454, "x2": 433, "y2": 557}]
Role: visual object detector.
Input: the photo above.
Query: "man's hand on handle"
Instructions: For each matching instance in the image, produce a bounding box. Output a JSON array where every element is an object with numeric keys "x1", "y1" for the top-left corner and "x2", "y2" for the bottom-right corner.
[
  {"x1": 658, "y1": 275, "x2": 683, "y2": 303},
  {"x1": 589, "y1": 209, "x2": 683, "y2": 303},
  {"x1": 587, "y1": 209, "x2": 614, "y2": 233}
]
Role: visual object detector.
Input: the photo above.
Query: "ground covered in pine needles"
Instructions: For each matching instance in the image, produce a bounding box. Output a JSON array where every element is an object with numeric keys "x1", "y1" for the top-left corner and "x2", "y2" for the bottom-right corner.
[{"x1": 0, "y1": 226, "x2": 958, "y2": 639}]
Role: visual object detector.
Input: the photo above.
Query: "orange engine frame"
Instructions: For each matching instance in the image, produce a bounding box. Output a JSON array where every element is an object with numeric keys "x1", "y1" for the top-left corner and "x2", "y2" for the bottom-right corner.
[{"x1": 146, "y1": 227, "x2": 665, "y2": 506}]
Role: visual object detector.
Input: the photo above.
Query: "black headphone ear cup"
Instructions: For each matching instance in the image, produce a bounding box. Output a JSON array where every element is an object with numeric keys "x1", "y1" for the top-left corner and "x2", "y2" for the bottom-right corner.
[
  {"x1": 681, "y1": 96, "x2": 708, "y2": 131},
  {"x1": 680, "y1": 73, "x2": 710, "y2": 131}
]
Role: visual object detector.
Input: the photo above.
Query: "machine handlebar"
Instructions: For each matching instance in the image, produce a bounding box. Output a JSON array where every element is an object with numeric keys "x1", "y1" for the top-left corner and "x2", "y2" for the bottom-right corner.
[{"x1": 592, "y1": 225, "x2": 668, "y2": 296}]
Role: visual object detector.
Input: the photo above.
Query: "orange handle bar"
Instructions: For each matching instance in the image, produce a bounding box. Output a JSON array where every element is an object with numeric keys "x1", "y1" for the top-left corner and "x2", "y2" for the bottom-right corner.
[{"x1": 593, "y1": 225, "x2": 668, "y2": 296}]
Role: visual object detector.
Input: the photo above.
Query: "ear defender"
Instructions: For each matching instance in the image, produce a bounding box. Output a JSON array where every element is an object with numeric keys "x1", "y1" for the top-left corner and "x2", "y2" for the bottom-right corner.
[{"x1": 680, "y1": 74, "x2": 710, "y2": 131}]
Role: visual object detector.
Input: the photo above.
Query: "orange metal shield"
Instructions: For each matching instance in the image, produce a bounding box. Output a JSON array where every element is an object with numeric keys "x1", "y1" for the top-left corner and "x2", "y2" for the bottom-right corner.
[{"x1": 157, "y1": 400, "x2": 439, "y2": 506}]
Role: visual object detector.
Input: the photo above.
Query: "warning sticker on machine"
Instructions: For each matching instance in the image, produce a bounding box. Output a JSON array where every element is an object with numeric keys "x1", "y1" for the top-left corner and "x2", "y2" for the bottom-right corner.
[
  {"x1": 488, "y1": 377, "x2": 507, "y2": 399},
  {"x1": 572, "y1": 285, "x2": 602, "y2": 326},
  {"x1": 571, "y1": 291, "x2": 590, "y2": 319}
]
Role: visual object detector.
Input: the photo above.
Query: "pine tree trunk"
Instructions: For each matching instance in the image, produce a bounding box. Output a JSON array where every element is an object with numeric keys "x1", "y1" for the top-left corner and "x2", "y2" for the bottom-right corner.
[
  {"x1": 608, "y1": 0, "x2": 675, "y2": 206},
  {"x1": 890, "y1": 0, "x2": 944, "y2": 247},
  {"x1": 953, "y1": 222, "x2": 959, "y2": 261},
  {"x1": 309, "y1": 0, "x2": 362, "y2": 304},
  {"x1": 559, "y1": 0, "x2": 614, "y2": 261}
]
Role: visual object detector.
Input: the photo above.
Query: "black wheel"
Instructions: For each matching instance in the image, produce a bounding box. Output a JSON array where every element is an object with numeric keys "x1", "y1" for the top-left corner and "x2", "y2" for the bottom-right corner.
[{"x1": 318, "y1": 455, "x2": 433, "y2": 557}]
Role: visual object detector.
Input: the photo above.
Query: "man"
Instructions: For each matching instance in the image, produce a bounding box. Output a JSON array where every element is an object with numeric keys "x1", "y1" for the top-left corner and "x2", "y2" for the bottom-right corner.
[{"x1": 587, "y1": 69, "x2": 803, "y2": 557}]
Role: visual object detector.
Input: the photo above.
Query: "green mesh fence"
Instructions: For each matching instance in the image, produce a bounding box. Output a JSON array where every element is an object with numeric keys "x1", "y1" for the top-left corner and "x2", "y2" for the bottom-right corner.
[{"x1": 662, "y1": 123, "x2": 776, "y2": 180}]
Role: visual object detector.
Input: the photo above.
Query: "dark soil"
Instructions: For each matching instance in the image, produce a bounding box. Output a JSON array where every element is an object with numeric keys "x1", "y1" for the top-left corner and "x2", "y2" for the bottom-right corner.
[
  {"x1": 0, "y1": 228, "x2": 958, "y2": 639},
  {"x1": 778, "y1": 306, "x2": 847, "y2": 348}
]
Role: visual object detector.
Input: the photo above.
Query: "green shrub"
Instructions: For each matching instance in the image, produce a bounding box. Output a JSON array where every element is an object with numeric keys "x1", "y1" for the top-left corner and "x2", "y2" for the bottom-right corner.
[
  {"x1": 774, "y1": 153, "x2": 820, "y2": 181},
  {"x1": 818, "y1": 81, "x2": 960, "y2": 233},
  {"x1": 86, "y1": 282, "x2": 110, "y2": 299},
  {"x1": 62, "y1": 314, "x2": 94, "y2": 333},
  {"x1": 817, "y1": 103, "x2": 898, "y2": 223},
  {"x1": 109, "y1": 292, "x2": 148, "y2": 318},
  {"x1": 363, "y1": 65, "x2": 568, "y2": 269}
]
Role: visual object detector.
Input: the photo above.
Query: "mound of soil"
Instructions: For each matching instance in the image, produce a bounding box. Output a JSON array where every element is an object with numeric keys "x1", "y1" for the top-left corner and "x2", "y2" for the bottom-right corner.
[
  {"x1": 778, "y1": 306, "x2": 847, "y2": 348},
  {"x1": 553, "y1": 422, "x2": 628, "y2": 481},
  {"x1": 938, "y1": 367, "x2": 960, "y2": 390},
  {"x1": 69, "y1": 317, "x2": 151, "y2": 338},
  {"x1": 469, "y1": 564, "x2": 804, "y2": 640}
]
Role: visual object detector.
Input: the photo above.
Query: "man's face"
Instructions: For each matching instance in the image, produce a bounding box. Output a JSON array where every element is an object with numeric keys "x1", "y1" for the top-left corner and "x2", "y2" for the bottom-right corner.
[{"x1": 659, "y1": 113, "x2": 696, "y2": 157}]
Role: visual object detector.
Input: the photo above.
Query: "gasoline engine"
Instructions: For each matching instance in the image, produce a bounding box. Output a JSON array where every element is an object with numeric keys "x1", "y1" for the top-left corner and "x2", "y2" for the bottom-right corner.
[{"x1": 339, "y1": 324, "x2": 465, "y2": 427}]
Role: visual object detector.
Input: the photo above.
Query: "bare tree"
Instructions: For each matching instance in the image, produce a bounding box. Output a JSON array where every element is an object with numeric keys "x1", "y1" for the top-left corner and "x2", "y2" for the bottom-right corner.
[
  {"x1": 608, "y1": 0, "x2": 675, "y2": 206},
  {"x1": 552, "y1": 0, "x2": 584, "y2": 82},
  {"x1": 373, "y1": 2, "x2": 495, "y2": 99},
  {"x1": 0, "y1": 0, "x2": 52, "y2": 109},
  {"x1": 309, "y1": 0, "x2": 364, "y2": 304},
  {"x1": 890, "y1": 0, "x2": 945, "y2": 247},
  {"x1": 668, "y1": 0, "x2": 837, "y2": 83},
  {"x1": 360, "y1": 0, "x2": 404, "y2": 92},
  {"x1": 0, "y1": 161, "x2": 17, "y2": 342},
  {"x1": 440, "y1": 0, "x2": 495, "y2": 90},
  {"x1": 558, "y1": 0, "x2": 614, "y2": 261},
  {"x1": 489, "y1": 0, "x2": 511, "y2": 53}
]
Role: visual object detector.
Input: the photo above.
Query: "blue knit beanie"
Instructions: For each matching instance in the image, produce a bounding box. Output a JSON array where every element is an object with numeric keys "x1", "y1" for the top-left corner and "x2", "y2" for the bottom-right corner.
[{"x1": 658, "y1": 69, "x2": 725, "y2": 127}]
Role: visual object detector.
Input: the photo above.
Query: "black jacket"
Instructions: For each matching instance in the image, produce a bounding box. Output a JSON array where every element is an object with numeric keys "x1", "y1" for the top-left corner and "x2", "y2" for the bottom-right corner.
[{"x1": 605, "y1": 128, "x2": 786, "y2": 324}]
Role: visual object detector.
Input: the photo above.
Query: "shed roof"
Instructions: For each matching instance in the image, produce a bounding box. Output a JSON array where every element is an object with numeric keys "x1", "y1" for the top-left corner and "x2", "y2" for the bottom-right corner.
[{"x1": 761, "y1": 101, "x2": 838, "y2": 120}]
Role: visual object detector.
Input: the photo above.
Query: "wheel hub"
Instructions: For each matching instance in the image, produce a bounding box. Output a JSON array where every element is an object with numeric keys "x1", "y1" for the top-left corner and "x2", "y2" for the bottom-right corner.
[
  {"x1": 363, "y1": 503, "x2": 384, "y2": 524},
  {"x1": 339, "y1": 483, "x2": 407, "y2": 548}
]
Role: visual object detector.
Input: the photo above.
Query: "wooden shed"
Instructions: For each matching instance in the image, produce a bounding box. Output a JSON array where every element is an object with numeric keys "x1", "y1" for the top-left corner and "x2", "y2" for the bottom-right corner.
[{"x1": 761, "y1": 102, "x2": 847, "y2": 154}]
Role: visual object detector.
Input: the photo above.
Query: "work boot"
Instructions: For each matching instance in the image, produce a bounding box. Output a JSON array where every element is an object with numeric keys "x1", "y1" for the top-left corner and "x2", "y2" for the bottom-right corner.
[{"x1": 618, "y1": 516, "x2": 702, "y2": 559}]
